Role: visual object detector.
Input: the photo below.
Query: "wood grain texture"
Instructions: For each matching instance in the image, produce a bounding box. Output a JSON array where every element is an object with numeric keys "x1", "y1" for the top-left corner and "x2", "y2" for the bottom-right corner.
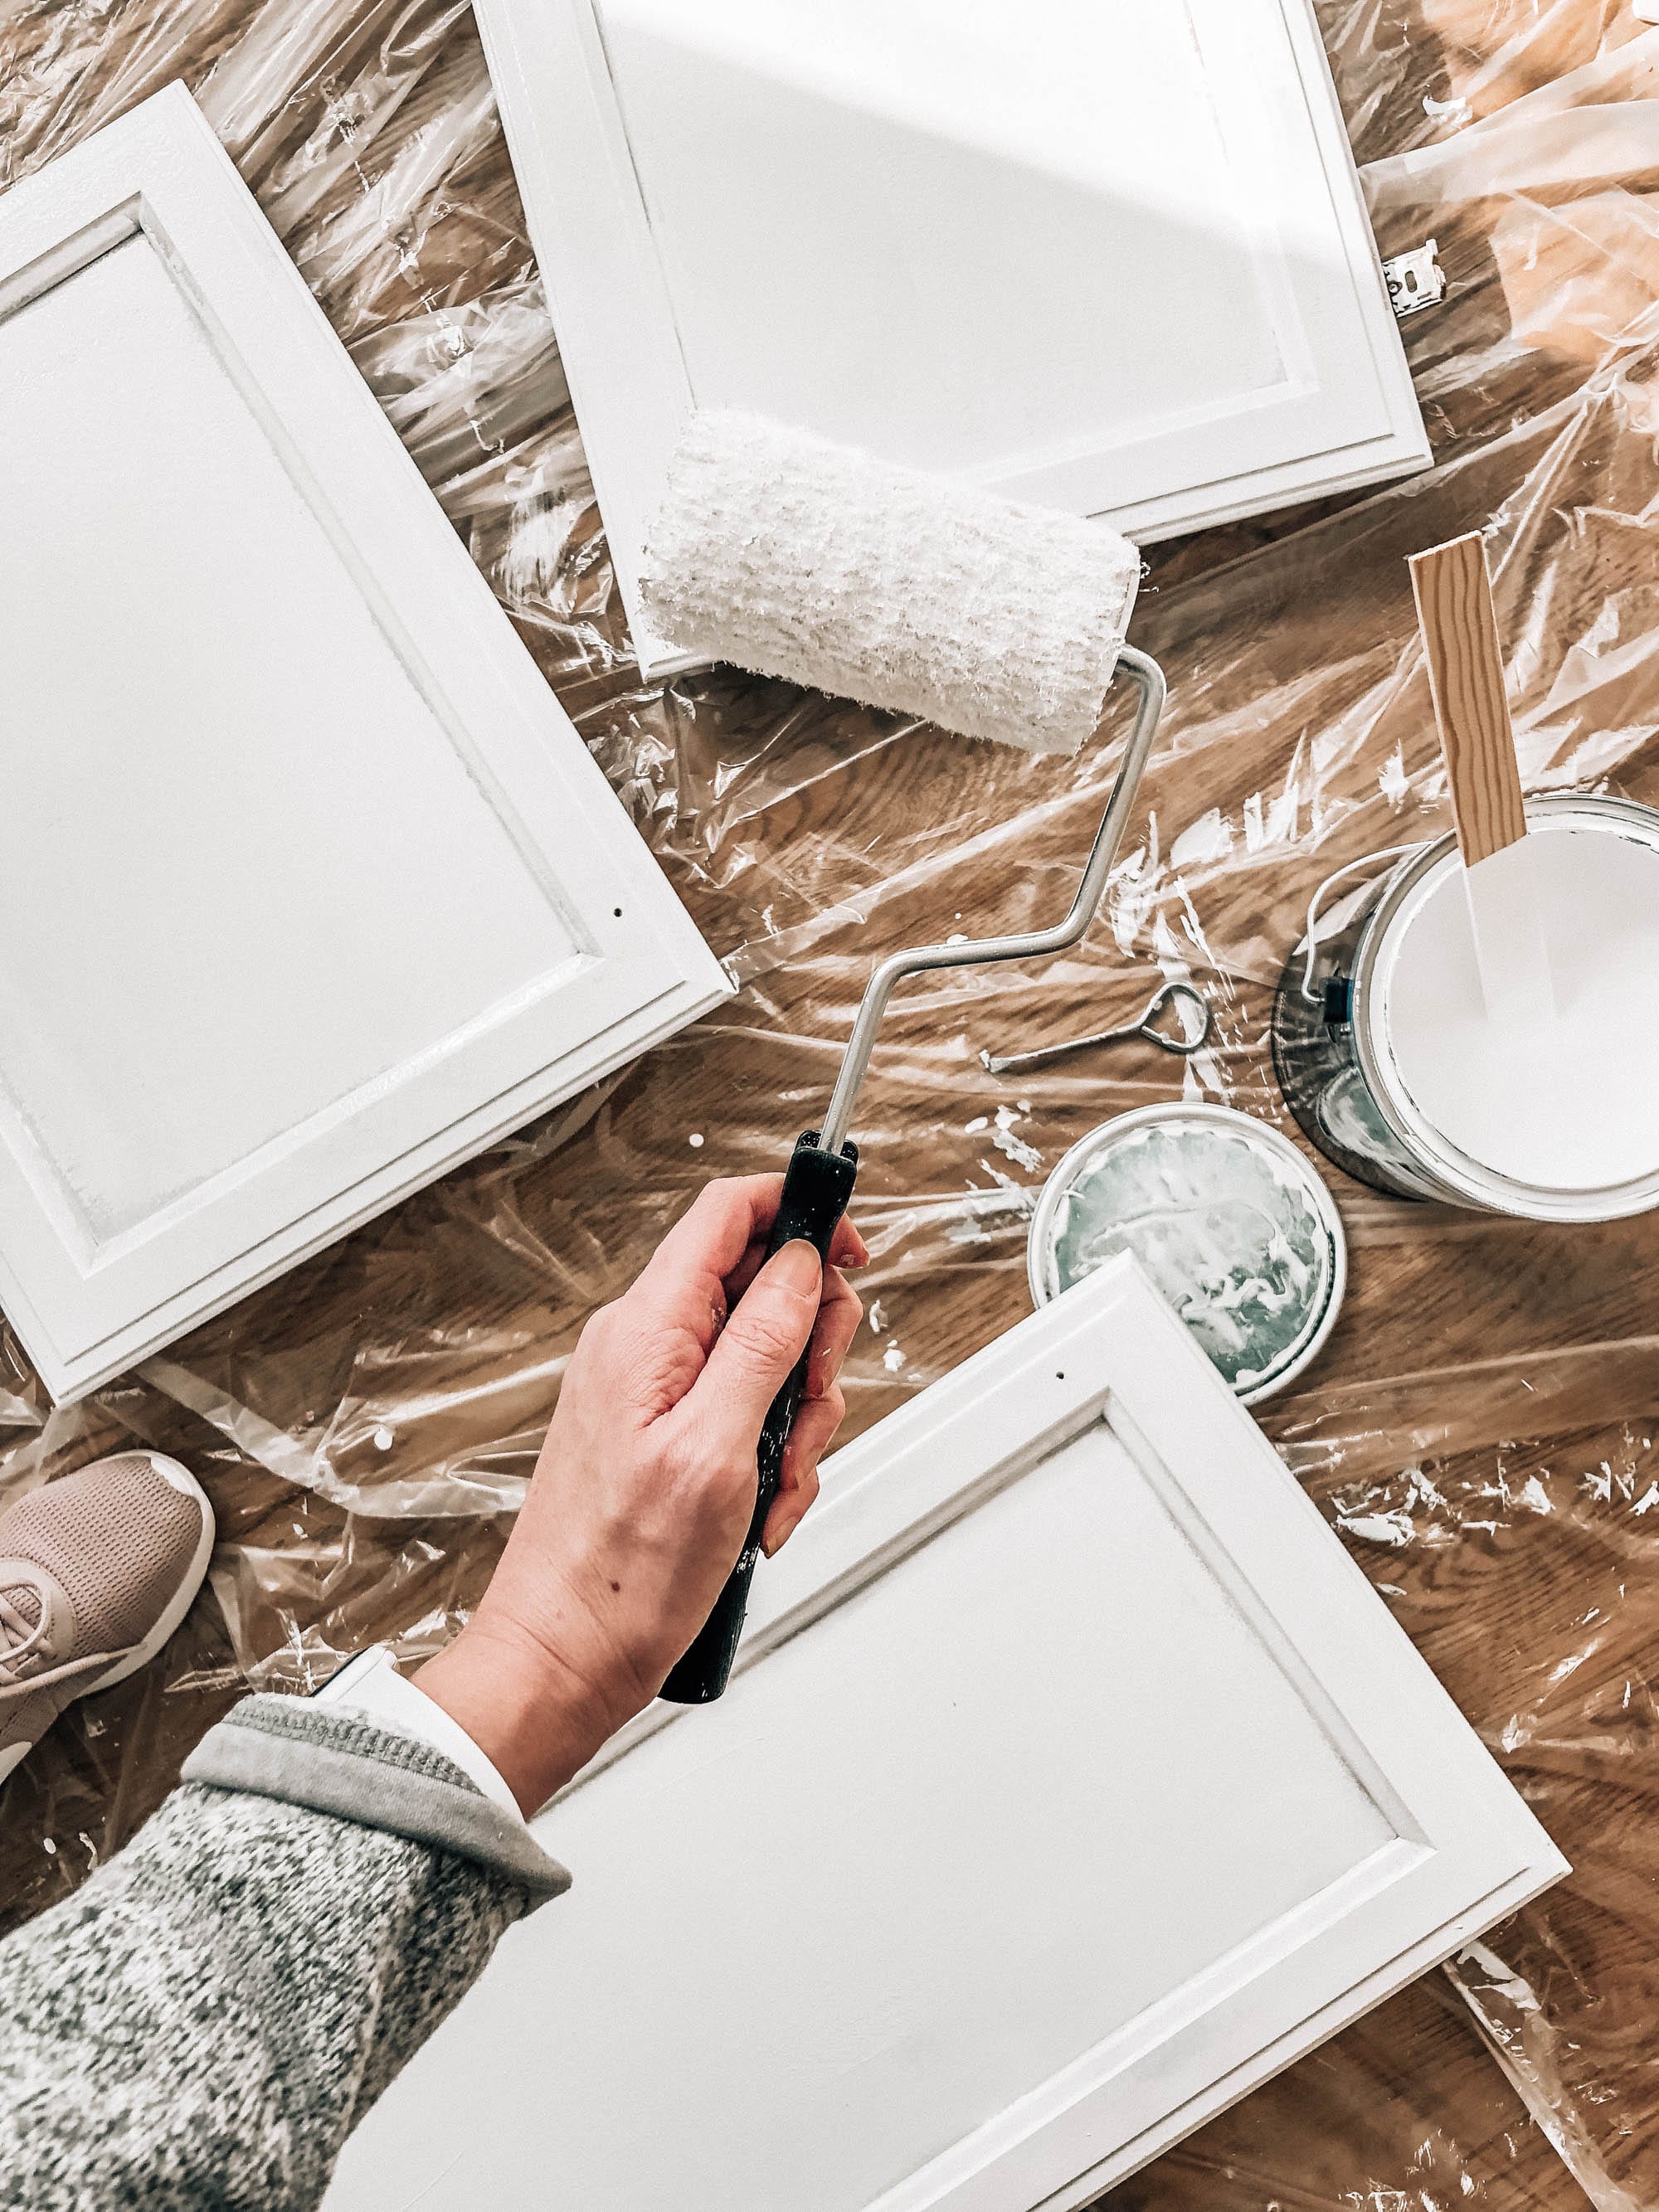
[
  {"x1": 1410, "y1": 532, "x2": 1529, "y2": 865},
  {"x1": 0, "y1": 1, "x2": 1655, "y2": 2206}
]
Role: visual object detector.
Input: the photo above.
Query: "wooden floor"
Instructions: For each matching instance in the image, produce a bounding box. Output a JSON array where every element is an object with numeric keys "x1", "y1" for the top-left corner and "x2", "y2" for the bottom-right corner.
[{"x1": 4, "y1": 1, "x2": 1659, "y2": 2203}]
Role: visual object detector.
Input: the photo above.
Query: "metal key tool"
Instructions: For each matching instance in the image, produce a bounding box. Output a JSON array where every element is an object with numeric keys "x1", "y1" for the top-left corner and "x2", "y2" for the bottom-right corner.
[{"x1": 979, "y1": 977, "x2": 1212, "y2": 1077}]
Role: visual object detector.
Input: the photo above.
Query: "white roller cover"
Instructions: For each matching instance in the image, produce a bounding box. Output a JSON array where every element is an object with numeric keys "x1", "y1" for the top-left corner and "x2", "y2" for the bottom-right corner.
[{"x1": 640, "y1": 409, "x2": 1141, "y2": 754}]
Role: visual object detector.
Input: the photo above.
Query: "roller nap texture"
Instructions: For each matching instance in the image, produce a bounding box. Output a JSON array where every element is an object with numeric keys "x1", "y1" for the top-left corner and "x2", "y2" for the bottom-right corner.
[{"x1": 640, "y1": 410, "x2": 1141, "y2": 755}]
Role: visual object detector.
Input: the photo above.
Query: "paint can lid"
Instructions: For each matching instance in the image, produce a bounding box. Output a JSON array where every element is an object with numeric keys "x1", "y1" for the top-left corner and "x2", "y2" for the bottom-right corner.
[{"x1": 1027, "y1": 1103, "x2": 1347, "y2": 1404}]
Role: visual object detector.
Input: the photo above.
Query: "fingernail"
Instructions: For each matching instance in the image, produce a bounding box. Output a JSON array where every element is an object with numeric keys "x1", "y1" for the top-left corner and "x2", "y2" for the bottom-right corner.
[
  {"x1": 761, "y1": 1492, "x2": 791, "y2": 1558},
  {"x1": 771, "y1": 1239, "x2": 821, "y2": 1295},
  {"x1": 763, "y1": 1510, "x2": 800, "y2": 1559}
]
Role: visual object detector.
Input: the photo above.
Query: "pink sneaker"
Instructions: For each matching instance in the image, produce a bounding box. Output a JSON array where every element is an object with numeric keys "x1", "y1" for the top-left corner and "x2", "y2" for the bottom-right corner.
[{"x1": 0, "y1": 1453, "x2": 215, "y2": 1783}]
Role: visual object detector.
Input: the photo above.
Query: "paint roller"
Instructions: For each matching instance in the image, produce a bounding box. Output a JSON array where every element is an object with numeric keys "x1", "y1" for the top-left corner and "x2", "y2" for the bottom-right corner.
[
  {"x1": 642, "y1": 410, "x2": 1145, "y2": 756},
  {"x1": 649, "y1": 409, "x2": 1165, "y2": 1704}
]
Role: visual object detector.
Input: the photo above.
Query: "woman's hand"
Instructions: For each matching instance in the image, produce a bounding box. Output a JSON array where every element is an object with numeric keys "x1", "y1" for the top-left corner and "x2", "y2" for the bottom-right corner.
[{"x1": 415, "y1": 1176, "x2": 866, "y2": 1813}]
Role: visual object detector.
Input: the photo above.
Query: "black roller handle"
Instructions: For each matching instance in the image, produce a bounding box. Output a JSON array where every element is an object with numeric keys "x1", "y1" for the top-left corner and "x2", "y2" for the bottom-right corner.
[{"x1": 659, "y1": 1130, "x2": 860, "y2": 1705}]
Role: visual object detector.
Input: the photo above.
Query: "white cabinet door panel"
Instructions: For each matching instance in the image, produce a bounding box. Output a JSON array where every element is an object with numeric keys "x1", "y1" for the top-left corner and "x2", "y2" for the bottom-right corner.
[
  {"x1": 474, "y1": 0, "x2": 1429, "y2": 677},
  {"x1": 0, "y1": 86, "x2": 731, "y2": 1403},
  {"x1": 325, "y1": 1258, "x2": 1564, "y2": 2212}
]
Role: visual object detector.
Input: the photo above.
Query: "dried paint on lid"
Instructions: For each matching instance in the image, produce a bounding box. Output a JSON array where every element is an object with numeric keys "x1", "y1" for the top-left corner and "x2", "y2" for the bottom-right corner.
[{"x1": 1028, "y1": 1103, "x2": 1346, "y2": 1404}]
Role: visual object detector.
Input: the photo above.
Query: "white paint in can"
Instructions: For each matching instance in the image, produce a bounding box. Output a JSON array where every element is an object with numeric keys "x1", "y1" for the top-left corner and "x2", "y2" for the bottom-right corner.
[{"x1": 1364, "y1": 804, "x2": 1659, "y2": 1208}]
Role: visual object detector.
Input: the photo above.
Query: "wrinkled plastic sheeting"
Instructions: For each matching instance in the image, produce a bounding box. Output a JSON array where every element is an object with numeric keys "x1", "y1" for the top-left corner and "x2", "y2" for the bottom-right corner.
[{"x1": 5, "y1": 0, "x2": 1659, "y2": 2201}]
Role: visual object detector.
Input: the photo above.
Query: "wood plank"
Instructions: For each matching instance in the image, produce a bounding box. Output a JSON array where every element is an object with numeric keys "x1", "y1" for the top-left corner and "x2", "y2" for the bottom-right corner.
[{"x1": 1409, "y1": 531, "x2": 1528, "y2": 865}]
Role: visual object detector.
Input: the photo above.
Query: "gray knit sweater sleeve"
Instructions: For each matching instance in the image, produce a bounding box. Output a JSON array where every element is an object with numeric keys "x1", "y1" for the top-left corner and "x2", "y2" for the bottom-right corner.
[{"x1": 0, "y1": 1694, "x2": 570, "y2": 2211}]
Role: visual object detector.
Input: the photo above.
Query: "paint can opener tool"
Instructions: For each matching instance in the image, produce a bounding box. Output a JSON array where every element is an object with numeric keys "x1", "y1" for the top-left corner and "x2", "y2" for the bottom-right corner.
[
  {"x1": 979, "y1": 978, "x2": 1212, "y2": 1077},
  {"x1": 660, "y1": 647, "x2": 1166, "y2": 1704}
]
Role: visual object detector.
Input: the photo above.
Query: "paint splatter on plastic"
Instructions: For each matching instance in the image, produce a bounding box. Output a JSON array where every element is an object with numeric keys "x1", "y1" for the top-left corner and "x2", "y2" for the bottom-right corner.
[{"x1": 990, "y1": 1106, "x2": 1044, "y2": 1174}]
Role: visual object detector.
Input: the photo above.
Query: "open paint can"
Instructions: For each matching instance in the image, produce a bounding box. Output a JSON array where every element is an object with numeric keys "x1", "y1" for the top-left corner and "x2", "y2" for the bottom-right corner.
[
  {"x1": 1028, "y1": 1102, "x2": 1347, "y2": 1404},
  {"x1": 1272, "y1": 794, "x2": 1659, "y2": 1220}
]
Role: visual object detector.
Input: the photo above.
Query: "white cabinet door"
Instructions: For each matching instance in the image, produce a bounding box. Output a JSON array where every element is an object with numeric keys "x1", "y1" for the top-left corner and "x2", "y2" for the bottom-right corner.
[
  {"x1": 0, "y1": 85, "x2": 730, "y2": 1403},
  {"x1": 474, "y1": 0, "x2": 1429, "y2": 678},
  {"x1": 325, "y1": 1257, "x2": 1564, "y2": 2212}
]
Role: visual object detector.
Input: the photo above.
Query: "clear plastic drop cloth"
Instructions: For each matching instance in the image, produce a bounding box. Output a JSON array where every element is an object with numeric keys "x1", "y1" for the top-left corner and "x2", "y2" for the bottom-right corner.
[{"x1": 4, "y1": 0, "x2": 1659, "y2": 2201}]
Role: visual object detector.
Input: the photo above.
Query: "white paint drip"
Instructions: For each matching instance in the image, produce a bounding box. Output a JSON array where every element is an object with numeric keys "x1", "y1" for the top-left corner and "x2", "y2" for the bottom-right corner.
[
  {"x1": 977, "y1": 1162, "x2": 1039, "y2": 1208},
  {"x1": 991, "y1": 1105, "x2": 1043, "y2": 1173},
  {"x1": 1170, "y1": 808, "x2": 1233, "y2": 869},
  {"x1": 1340, "y1": 1508, "x2": 1415, "y2": 1548},
  {"x1": 1405, "y1": 1465, "x2": 1445, "y2": 1510},
  {"x1": 868, "y1": 1298, "x2": 888, "y2": 1334},
  {"x1": 1107, "y1": 812, "x2": 1160, "y2": 953},
  {"x1": 945, "y1": 1185, "x2": 1036, "y2": 1243},
  {"x1": 1151, "y1": 911, "x2": 1225, "y2": 1101},
  {"x1": 1174, "y1": 887, "x2": 1223, "y2": 975},
  {"x1": 883, "y1": 1342, "x2": 907, "y2": 1373}
]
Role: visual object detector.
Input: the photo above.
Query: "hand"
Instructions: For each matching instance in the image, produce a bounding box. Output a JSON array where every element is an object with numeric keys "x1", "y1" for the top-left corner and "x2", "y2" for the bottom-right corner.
[{"x1": 415, "y1": 1175, "x2": 866, "y2": 1813}]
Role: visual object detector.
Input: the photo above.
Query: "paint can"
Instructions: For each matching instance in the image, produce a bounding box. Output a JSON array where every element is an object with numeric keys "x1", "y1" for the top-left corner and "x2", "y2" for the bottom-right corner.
[
  {"x1": 1027, "y1": 1102, "x2": 1347, "y2": 1404},
  {"x1": 1272, "y1": 794, "x2": 1659, "y2": 1221}
]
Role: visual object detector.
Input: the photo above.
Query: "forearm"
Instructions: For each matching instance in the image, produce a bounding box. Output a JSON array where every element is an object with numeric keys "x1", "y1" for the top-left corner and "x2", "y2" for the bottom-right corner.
[
  {"x1": 0, "y1": 1179, "x2": 860, "y2": 2212},
  {"x1": 0, "y1": 1696, "x2": 567, "y2": 2212}
]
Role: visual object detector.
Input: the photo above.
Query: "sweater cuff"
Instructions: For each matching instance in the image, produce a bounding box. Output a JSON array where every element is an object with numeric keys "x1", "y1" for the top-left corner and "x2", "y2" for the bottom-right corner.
[
  {"x1": 314, "y1": 1645, "x2": 523, "y2": 1821},
  {"x1": 182, "y1": 1694, "x2": 571, "y2": 1908}
]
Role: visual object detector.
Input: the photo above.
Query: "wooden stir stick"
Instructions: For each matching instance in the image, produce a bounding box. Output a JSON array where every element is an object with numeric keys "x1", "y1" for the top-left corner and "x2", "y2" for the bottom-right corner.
[{"x1": 1408, "y1": 532, "x2": 1554, "y2": 1024}]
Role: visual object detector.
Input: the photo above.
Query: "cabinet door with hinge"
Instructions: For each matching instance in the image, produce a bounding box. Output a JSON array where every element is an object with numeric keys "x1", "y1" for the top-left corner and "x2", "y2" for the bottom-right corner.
[{"x1": 474, "y1": 0, "x2": 1429, "y2": 678}]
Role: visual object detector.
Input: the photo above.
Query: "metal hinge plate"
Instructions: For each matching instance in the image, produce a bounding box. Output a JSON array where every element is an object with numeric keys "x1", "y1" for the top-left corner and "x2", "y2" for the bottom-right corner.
[{"x1": 1384, "y1": 239, "x2": 1447, "y2": 319}]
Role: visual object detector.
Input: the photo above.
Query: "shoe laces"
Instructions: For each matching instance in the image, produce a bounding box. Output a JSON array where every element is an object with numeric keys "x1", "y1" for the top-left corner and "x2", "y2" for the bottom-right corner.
[{"x1": 0, "y1": 1584, "x2": 50, "y2": 1681}]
